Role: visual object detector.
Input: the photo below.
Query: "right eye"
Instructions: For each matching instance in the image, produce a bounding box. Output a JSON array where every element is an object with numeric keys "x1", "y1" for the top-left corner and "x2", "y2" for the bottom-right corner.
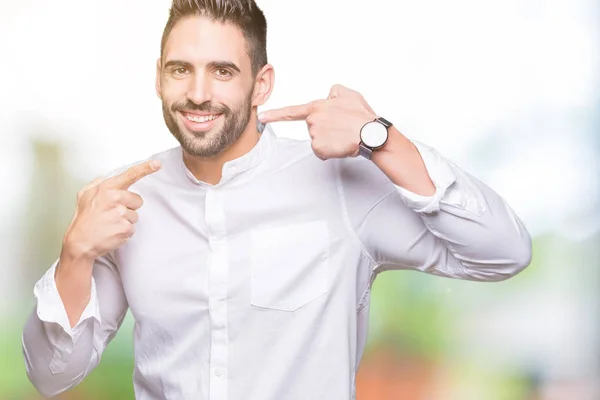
[{"x1": 172, "y1": 67, "x2": 190, "y2": 76}]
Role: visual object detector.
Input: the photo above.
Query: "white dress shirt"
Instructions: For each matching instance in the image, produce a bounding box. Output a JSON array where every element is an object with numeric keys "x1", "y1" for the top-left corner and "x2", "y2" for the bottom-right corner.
[{"x1": 22, "y1": 122, "x2": 532, "y2": 400}]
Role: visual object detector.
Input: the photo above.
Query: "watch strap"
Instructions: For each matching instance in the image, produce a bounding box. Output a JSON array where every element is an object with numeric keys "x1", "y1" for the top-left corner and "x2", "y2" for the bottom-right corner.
[
  {"x1": 358, "y1": 142, "x2": 373, "y2": 160},
  {"x1": 375, "y1": 116, "x2": 393, "y2": 129}
]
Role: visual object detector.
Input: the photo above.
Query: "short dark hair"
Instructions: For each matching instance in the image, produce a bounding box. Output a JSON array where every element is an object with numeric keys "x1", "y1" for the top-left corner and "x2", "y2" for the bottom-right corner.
[{"x1": 160, "y1": 0, "x2": 268, "y2": 76}]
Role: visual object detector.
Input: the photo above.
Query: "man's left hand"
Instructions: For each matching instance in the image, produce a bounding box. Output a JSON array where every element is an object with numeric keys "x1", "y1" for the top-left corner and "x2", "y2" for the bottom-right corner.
[{"x1": 258, "y1": 84, "x2": 377, "y2": 160}]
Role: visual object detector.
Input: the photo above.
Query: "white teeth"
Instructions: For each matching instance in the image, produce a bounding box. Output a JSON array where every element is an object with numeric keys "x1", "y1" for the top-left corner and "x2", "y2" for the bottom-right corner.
[{"x1": 186, "y1": 114, "x2": 218, "y2": 123}]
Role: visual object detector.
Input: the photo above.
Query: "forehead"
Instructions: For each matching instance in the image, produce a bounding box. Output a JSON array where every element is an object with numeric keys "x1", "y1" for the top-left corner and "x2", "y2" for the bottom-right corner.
[{"x1": 163, "y1": 15, "x2": 249, "y2": 70}]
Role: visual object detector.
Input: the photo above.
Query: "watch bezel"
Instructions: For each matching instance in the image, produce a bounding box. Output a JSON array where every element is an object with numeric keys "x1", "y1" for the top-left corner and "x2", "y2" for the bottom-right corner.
[{"x1": 360, "y1": 118, "x2": 390, "y2": 150}]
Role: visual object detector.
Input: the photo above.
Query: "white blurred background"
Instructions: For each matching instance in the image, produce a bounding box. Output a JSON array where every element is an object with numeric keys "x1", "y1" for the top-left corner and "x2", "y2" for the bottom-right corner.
[{"x1": 1, "y1": 0, "x2": 598, "y2": 399}]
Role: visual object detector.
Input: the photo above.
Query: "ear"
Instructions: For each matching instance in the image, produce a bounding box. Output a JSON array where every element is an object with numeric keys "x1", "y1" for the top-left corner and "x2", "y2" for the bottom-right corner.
[
  {"x1": 155, "y1": 58, "x2": 163, "y2": 99},
  {"x1": 252, "y1": 64, "x2": 275, "y2": 107}
]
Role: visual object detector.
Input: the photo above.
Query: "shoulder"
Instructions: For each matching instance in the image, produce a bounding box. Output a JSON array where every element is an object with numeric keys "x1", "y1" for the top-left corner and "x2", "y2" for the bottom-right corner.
[
  {"x1": 266, "y1": 125, "x2": 391, "y2": 189},
  {"x1": 271, "y1": 130, "x2": 312, "y2": 158},
  {"x1": 266, "y1": 127, "x2": 320, "y2": 169}
]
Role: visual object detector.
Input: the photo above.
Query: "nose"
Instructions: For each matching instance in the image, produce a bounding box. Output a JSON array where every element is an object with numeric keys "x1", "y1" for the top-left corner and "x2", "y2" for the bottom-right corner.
[{"x1": 186, "y1": 73, "x2": 213, "y2": 105}]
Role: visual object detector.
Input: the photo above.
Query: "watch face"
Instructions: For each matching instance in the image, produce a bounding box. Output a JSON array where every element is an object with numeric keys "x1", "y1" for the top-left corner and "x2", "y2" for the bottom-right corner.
[{"x1": 361, "y1": 121, "x2": 388, "y2": 148}]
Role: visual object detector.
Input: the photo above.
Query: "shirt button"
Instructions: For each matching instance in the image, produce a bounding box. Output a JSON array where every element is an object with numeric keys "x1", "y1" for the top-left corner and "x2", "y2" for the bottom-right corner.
[
  {"x1": 213, "y1": 368, "x2": 223, "y2": 377},
  {"x1": 210, "y1": 302, "x2": 219, "y2": 313}
]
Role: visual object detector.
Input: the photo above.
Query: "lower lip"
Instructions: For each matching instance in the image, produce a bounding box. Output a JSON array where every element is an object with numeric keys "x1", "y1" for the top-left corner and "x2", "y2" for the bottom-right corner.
[{"x1": 179, "y1": 112, "x2": 222, "y2": 132}]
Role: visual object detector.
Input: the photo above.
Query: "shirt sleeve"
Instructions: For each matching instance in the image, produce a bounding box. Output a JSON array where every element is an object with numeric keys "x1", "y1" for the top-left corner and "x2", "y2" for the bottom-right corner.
[
  {"x1": 338, "y1": 139, "x2": 532, "y2": 282},
  {"x1": 393, "y1": 140, "x2": 458, "y2": 213},
  {"x1": 22, "y1": 253, "x2": 128, "y2": 398},
  {"x1": 33, "y1": 259, "x2": 102, "y2": 344}
]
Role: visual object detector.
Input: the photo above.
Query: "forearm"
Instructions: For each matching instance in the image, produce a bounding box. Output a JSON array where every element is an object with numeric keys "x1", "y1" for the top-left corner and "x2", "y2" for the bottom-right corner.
[
  {"x1": 55, "y1": 245, "x2": 95, "y2": 328},
  {"x1": 371, "y1": 127, "x2": 436, "y2": 196}
]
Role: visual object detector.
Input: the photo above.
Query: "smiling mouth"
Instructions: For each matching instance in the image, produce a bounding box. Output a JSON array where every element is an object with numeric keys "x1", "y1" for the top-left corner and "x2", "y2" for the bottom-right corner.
[{"x1": 180, "y1": 112, "x2": 221, "y2": 123}]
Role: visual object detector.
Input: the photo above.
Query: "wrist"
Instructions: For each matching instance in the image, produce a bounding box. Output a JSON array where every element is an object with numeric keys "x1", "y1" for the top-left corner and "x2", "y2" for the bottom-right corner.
[
  {"x1": 373, "y1": 126, "x2": 412, "y2": 158},
  {"x1": 61, "y1": 235, "x2": 96, "y2": 265},
  {"x1": 56, "y1": 246, "x2": 95, "y2": 282}
]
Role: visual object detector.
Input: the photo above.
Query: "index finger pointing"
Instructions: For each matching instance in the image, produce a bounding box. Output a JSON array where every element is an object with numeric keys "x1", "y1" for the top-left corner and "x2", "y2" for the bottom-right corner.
[
  {"x1": 104, "y1": 160, "x2": 162, "y2": 190},
  {"x1": 258, "y1": 103, "x2": 312, "y2": 123}
]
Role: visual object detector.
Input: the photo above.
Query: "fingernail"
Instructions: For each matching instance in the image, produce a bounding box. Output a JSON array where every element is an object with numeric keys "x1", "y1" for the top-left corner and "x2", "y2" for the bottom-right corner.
[{"x1": 257, "y1": 112, "x2": 265, "y2": 121}]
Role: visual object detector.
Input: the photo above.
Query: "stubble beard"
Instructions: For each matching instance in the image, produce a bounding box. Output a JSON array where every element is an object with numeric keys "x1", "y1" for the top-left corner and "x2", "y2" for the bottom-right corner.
[{"x1": 163, "y1": 89, "x2": 254, "y2": 158}]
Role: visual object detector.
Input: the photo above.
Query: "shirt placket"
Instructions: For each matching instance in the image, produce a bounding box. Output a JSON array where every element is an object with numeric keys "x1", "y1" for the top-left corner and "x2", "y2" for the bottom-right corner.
[{"x1": 205, "y1": 188, "x2": 229, "y2": 400}]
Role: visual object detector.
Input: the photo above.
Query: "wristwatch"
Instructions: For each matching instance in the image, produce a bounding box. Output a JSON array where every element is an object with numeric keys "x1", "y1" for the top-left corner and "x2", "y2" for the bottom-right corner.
[{"x1": 358, "y1": 116, "x2": 393, "y2": 160}]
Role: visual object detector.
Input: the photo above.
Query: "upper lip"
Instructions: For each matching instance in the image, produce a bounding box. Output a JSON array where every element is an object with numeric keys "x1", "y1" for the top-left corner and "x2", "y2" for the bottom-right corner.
[{"x1": 179, "y1": 111, "x2": 221, "y2": 117}]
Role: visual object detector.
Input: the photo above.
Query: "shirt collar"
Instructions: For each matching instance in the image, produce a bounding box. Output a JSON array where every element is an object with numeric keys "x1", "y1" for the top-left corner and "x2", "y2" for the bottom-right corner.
[{"x1": 180, "y1": 121, "x2": 276, "y2": 186}]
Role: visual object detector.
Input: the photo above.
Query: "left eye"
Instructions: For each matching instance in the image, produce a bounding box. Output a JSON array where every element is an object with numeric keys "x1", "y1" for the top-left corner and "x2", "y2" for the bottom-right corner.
[{"x1": 216, "y1": 69, "x2": 231, "y2": 76}]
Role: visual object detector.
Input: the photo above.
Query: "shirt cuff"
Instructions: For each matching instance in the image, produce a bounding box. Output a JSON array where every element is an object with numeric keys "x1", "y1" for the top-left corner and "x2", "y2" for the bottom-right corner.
[
  {"x1": 394, "y1": 140, "x2": 457, "y2": 213},
  {"x1": 34, "y1": 259, "x2": 101, "y2": 343}
]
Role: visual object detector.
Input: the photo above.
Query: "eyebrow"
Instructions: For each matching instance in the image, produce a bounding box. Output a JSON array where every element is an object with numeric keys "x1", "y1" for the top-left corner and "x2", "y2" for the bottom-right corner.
[{"x1": 163, "y1": 60, "x2": 241, "y2": 73}]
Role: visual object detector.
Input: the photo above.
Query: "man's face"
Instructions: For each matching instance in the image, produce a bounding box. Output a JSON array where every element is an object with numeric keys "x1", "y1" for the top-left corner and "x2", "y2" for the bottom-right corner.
[{"x1": 158, "y1": 16, "x2": 256, "y2": 158}]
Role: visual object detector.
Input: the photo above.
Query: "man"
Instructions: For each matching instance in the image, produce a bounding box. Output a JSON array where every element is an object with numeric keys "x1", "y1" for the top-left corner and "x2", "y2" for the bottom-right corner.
[{"x1": 22, "y1": 0, "x2": 532, "y2": 399}]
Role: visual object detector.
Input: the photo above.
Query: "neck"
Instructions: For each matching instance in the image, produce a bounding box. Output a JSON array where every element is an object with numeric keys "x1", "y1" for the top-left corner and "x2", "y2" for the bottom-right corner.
[{"x1": 182, "y1": 115, "x2": 261, "y2": 185}]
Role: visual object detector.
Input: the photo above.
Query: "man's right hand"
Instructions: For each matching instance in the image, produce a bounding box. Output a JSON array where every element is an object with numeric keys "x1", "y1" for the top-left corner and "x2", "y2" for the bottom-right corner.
[{"x1": 62, "y1": 159, "x2": 162, "y2": 261}]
